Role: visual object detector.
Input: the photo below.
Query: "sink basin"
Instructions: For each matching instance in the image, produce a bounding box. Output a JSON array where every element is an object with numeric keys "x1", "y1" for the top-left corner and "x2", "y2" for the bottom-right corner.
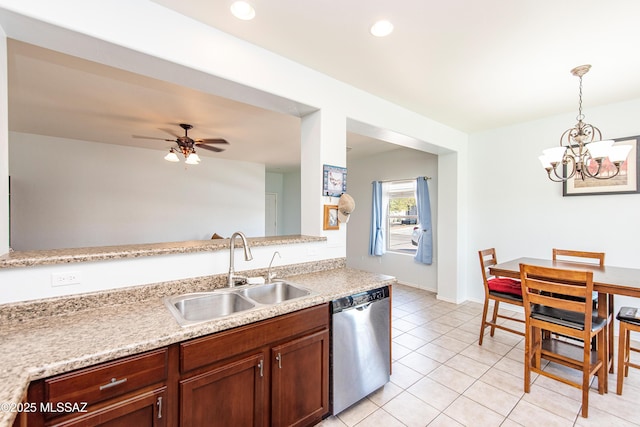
[
  {"x1": 165, "y1": 281, "x2": 313, "y2": 326},
  {"x1": 165, "y1": 292, "x2": 255, "y2": 325},
  {"x1": 239, "y1": 281, "x2": 311, "y2": 304}
]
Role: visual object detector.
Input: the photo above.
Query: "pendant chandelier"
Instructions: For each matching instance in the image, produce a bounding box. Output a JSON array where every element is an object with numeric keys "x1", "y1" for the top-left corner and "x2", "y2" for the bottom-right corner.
[{"x1": 538, "y1": 65, "x2": 631, "y2": 182}]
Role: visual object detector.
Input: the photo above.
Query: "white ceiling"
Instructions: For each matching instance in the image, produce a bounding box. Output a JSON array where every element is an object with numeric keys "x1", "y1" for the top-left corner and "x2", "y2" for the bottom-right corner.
[
  {"x1": 7, "y1": 40, "x2": 307, "y2": 172},
  {"x1": 153, "y1": 0, "x2": 640, "y2": 131},
  {"x1": 8, "y1": 1, "x2": 640, "y2": 170}
]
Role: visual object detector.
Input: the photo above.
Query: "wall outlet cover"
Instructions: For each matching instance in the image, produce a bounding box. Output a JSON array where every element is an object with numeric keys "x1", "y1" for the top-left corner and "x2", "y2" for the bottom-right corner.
[{"x1": 51, "y1": 271, "x2": 82, "y2": 287}]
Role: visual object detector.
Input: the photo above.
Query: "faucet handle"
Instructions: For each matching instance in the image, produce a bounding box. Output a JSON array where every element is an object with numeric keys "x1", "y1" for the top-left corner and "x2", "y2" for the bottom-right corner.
[{"x1": 267, "y1": 251, "x2": 281, "y2": 284}]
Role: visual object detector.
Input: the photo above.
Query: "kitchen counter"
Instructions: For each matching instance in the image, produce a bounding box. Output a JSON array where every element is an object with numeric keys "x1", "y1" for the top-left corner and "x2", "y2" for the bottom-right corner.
[
  {"x1": 0, "y1": 266, "x2": 395, "y2": 426},
  {"x1": 0, "y1": 235, "x2": 325, "y2": 269}
]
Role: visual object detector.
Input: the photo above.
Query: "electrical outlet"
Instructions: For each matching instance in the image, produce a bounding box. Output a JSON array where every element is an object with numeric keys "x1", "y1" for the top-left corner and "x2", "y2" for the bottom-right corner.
[{"x1": 51, "y1": 271, "x2": 82, "y2": 287}]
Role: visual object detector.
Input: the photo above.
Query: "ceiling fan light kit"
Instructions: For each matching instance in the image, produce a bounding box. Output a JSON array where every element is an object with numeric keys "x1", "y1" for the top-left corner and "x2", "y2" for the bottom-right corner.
[
  {"x1": 538, "y1": 65, "x2": 631, "y2": 182},
  {"x1": 135, "y1": 123, "x2": 229, "y2": 165},
  {"x1": 185, "y1": 152, "x2": 201, "y2": 165},
  {"x1": 164, "y1": 148, "x2": 180, "y2": 162}
]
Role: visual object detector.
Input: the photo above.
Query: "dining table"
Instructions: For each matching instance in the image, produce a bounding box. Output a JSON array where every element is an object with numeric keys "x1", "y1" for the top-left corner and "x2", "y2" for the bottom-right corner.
[{"x1": 489, "y1": 257, "x2": 640, "y2": 376}]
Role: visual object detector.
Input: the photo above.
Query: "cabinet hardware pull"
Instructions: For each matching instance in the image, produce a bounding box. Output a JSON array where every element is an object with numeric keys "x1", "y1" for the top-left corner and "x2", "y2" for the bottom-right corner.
[
  {"x1": 258, "y1": 359, "x2": 264, "y2": 377},
  {"x1": 276, "y1": 352, "x2": 282, "y2": 369},
  {"x1": 157, "y1": 396, "x2": 163, "y2": 419},
  {"x1": 99, "y1": 377, "x2": 128, "y2": 390}
]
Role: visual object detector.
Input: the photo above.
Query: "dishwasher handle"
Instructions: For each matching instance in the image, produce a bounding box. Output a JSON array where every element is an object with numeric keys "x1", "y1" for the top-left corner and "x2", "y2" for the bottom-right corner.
[{"x1": 354, "y1": 302, "x2": 373, "y2": 311}]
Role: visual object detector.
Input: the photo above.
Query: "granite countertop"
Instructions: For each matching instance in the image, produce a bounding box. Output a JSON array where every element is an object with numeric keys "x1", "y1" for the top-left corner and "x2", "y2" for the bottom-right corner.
[
  {"x1": 0, "y1": 235, "x2": 325, "y2": 269},
  {"x1": 0, "y1": 267, "x2": 395, "y2": 426}
]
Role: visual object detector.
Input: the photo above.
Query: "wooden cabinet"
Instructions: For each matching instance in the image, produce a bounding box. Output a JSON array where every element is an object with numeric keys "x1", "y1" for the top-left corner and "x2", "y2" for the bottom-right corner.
[
  {"x1": 25, "y1": 348, "x2": 169, "y2": 427},
  {"x1": 179, "y1": 353, "x2": 264, "y2": 427},
  {"x1": 271, "y1": 330, "x2": 329, "y2": 427},
  {"x1": 24, "y1": 304, "x2": 330, "y2": 427},
  {"x1": 46, "y1": 387, "x2": 167, "y2": 427},
  {"x1": 179, "y1": 303, "x2": 330, "y2": 427}
]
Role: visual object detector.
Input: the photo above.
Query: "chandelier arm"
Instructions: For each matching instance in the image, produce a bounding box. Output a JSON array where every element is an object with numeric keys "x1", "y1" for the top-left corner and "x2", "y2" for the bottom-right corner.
[
  {"x1": 584, "y1": 162, "x2": 622, "y2": 180},
  {"x1": 581, "y1": 155, "x2": 602, "y2": 179},
  {"x1": 558, "y1": 155, "x2": 577, "y2": 181},
  {"x1": 546, "y1": 168, "x2": 568, "y2": 183}
]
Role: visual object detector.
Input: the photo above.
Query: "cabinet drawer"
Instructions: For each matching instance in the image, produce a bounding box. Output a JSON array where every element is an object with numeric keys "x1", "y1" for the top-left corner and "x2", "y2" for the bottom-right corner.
[
  {"x1": 45, "y1": 348, "x2": 167, "y2": 409},
  {"x1": 181, "y1": 304, "x2": 329, "y2": 373}
]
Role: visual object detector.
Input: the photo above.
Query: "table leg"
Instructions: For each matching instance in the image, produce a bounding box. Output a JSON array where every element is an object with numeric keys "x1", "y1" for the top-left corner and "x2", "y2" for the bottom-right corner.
[
  {"x1": 608, "y1": 294, "x2": 615, "y2": 374},
  {"x1": 598, "y1": 292, "x2": 614, "y2": 376}
]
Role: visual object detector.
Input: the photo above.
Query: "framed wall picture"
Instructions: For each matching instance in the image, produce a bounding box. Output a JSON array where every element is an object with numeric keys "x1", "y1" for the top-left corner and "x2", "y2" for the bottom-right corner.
[
  {"x1": 323, "y1": 204, "x2": 339, "y2": 230},
  {"x1": 563, "y1": 135, "x2": 640, "y2": 196},
  {"x1": 323, "y1": 164, "x2": 347, "y2": 197}
]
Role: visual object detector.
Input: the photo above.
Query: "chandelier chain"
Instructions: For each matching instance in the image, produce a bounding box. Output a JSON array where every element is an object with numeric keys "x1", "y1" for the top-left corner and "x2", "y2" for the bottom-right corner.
[{"x1": 576, "y1": 74, "x2": 584, "y2": 122}]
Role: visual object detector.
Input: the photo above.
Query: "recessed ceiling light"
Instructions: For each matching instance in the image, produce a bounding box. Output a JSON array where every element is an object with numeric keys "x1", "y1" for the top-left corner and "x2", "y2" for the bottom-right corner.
[
  {"x1": 370, "y1": 20, "x2": 393, "y2": 37},
  {"x1": 230, "y1": 1, "x2": 256, "y2": 20}
]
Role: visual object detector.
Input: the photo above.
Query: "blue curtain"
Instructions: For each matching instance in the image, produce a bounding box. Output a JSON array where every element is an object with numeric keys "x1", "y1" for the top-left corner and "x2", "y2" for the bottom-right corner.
[
  {"x1": 368, "y1": 181, "x2": 385, "y2": 256},
  {"x1": 414, "y1": 177, "x2": 433, "y2": 264}
]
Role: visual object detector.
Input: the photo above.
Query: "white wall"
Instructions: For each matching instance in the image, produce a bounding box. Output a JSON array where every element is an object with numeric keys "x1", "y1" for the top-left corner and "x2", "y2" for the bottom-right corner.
[
  {"x1": 467, "y1": 98, "x2": 640, "y2": 314},
  {"x1": 0, "y1": 1, "x2": 468, "y2": 304},
  {"x1": 0, "y1": 26, "x2": 7, "y2": 254},
  {"x1": 0, "y1": 239, "x2": 334, "y2": 304},
  {"x1": 346, "y1": 148, "x2": 438, "y2": 291},
  {"x1": 9, "y1": 132, "x2": 265, "y2": 250}
]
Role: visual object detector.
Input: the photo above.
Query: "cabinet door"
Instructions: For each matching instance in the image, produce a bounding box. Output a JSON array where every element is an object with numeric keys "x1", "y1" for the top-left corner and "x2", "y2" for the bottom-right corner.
[
  {"x1": 179, "y1": 353, "x2": 264, "y2": 427},
  {"x1": 271, "y1": 329, "x2": 329, "y2": 427},
  {"x1": 47, "y1": 387, "x2": 166, "y2": 427}
]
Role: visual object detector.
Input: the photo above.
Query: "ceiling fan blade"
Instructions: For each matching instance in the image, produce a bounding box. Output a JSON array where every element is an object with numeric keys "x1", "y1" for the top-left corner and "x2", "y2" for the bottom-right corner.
[
  {"x1": 196, "y1": 143, "x2": 225, "y2": 152},
  {"x1": 159, "y1": 127, "x2": 180, "y2": 138},
  {"x1": 132, "y1": 135, "x2": 175, "y2": 142},
  {"x1": 194, "y1": 138, "x2": 229, "y2": 145}
]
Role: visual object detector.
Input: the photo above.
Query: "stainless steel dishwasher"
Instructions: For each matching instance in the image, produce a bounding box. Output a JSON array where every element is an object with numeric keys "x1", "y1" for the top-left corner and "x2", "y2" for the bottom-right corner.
[{"x1": 331, "y1": 286, "x2": 391, "y2": 415}]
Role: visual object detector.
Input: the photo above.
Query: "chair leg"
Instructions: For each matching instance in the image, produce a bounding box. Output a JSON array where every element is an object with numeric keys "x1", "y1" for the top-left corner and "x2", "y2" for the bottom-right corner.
[
  {"x1": 490, "y1": 300, "x2": 500, "y2": 337},
  {"x1": 581, "y1": 369, "x2": 589, "y2": 418},
  {"x1": 479, "y1": 298, "x2": 490, "y2": 345},
  {"x1": 524, "y1": 327, "x2": 530, "y2": 393},
  {"x1": 625, "y1": 329, "x2": 631, "y2": 377},
  {"x1": 617, "y1": 322, "x2": 627, "y2": 395},
  {"x1": 581, "y1": 341, "x2": 592, "y2": 418}
]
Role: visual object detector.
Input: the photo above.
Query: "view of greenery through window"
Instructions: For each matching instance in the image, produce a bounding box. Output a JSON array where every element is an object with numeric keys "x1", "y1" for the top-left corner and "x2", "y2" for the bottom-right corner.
[{"x1": 387, "y1": 180, "x2": 418, "y2": 253}]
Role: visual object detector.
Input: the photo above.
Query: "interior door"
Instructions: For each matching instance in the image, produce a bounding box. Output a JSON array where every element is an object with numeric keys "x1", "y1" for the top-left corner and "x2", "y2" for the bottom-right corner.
[{"x1": 265, "y1": 192, "x2": 277, "y2": 236}]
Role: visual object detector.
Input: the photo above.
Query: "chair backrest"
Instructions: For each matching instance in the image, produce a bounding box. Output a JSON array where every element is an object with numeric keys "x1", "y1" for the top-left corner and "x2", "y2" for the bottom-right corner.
[
  {"x1": 519, "y1": 263, "x2": 595, "y2": 337},
  {"x1": 478, "y1": 248, "x2": 497, "y2": 292},
  {"x1": 552, "y1": 249, "x2": 605, "y2": 266}
]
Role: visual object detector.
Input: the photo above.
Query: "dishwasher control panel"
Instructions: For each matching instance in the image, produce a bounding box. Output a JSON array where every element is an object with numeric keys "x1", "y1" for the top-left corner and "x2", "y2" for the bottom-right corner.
[{"x1": 331, "y1": 286, "x2": 390, "y2": 313}]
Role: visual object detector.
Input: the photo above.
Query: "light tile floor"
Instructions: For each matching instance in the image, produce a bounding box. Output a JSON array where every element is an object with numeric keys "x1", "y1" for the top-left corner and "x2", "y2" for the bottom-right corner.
[{"x1": 318, "y1": 284, "x2": 640, "y2": 427}]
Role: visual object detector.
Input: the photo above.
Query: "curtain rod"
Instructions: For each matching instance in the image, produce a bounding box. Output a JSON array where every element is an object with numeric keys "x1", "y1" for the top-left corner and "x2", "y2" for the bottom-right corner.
[{"x1": 374, "y1": 176, "x2": 431, "y2": 183}]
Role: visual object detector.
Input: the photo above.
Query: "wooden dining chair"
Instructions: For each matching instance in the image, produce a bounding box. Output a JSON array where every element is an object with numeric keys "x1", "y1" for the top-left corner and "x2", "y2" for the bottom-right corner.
[
  {"x1": 552, "y1": 248, "x2": 612, "y2": 362},
  {"x1": 616, "y1": 307, "x2": 640, "y2": 395},
  {"x1": 520, "y1": 264, "x2": 607, "y2": 418},
  {"x1": 478, "y1": 248, "x2": 525, "y2": 345},
  {"x1": 552, "y1": 249, "x2": 605, "y2": 266}
]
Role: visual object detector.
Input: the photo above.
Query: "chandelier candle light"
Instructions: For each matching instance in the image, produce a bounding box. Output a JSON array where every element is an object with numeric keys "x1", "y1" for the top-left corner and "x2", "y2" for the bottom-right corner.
[{"x1": 539, "y1": 65, "x2": 631, "y2": 182}]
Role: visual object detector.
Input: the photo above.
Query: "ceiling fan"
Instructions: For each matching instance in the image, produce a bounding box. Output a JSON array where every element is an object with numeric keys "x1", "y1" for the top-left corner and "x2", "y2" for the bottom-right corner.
[{"x1": 134, "y1": 123, "x2": 229, "y2": 164}]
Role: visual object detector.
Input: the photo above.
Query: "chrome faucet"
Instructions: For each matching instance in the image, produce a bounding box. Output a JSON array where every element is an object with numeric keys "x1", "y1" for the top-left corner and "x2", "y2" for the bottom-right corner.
[
  {"x1": 228, "y1": 232, "x2": 253, "y2": 287},
  {"x1": 267, "y1": 251, "x2": 281, "y2": 283}
]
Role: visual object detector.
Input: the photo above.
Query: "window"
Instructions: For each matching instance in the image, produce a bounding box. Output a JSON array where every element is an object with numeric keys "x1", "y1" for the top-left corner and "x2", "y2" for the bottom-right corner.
[{"x1": 386, "y1": 180, "x2": 418, "y2": 253}]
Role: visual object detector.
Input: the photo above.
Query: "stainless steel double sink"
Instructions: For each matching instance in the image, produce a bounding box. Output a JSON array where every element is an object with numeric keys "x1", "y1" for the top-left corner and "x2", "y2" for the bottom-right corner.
[{"x1": 164, "y1": 281, "x2": 313, "y2": 327}]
